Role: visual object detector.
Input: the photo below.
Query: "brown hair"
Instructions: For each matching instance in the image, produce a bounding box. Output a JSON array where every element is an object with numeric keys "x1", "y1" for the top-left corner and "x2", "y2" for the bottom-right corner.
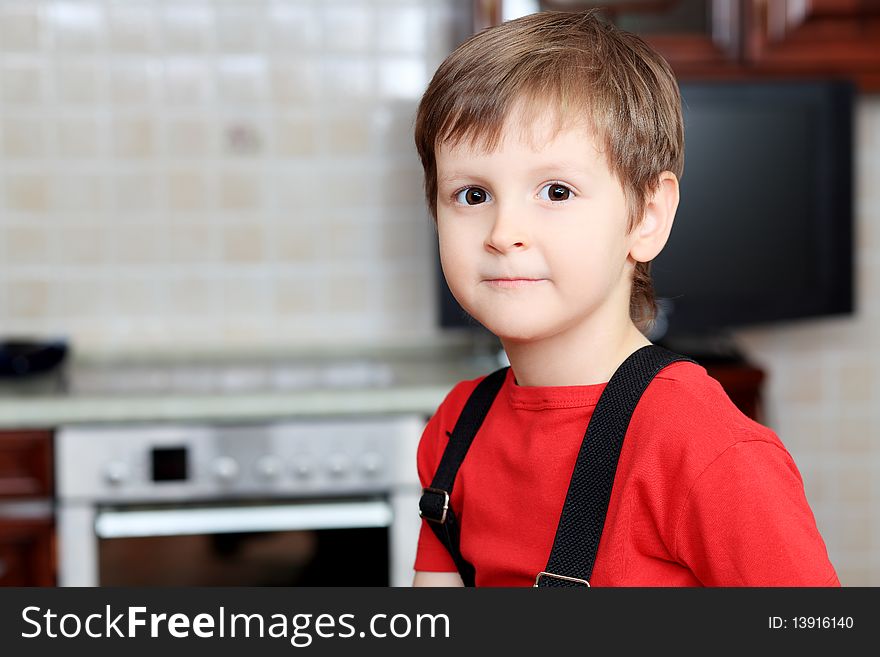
[{"x1": 414, "y1": 9, "x2": 684, "y2": 333}]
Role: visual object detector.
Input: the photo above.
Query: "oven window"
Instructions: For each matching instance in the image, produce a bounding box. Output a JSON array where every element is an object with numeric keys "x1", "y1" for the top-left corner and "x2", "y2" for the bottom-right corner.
[{"x1": 99, "y1": 526, "x2": 390, "y2": 586}]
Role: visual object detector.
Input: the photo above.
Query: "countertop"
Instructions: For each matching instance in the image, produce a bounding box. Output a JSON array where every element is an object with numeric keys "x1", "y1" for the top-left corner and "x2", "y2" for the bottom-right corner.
[{"x1": 0, "y1": 338, "x2": 503, "y2": 429}]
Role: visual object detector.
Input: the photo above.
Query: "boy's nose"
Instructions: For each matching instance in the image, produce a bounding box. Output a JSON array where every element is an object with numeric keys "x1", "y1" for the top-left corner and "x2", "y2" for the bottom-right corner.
[{"x1": 485, "y1": 207, "x2": 529, "y2": 254}]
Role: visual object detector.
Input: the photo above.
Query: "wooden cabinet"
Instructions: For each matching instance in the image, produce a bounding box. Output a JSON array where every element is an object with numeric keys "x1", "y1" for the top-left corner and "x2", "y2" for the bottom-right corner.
[
  {"x1": 476, "y1": 0, "x2": 880, "y2": 91},
  {"x1": 704, "y1": 361, "x2": 766, "y2": 422},
  {"x1": 0, "y1": 430, "x2": 56, "y2": 586},
  {"x1": 0, "y1": 518, "x2": 55, "y2": 586}
]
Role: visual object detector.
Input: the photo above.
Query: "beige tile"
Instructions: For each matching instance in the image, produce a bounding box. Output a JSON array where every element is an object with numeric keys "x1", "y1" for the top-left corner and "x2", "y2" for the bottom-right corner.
[
  {"x1": 324, "y1": 219, "x2": 374, "y2": 260},
  {"x1": 112, "y1": 117, "x2": 157, "y2": 158},
  {"x1": 307, "y1": 169, "x2": 375, "y2": 208},
  {"x1": 5, "y1": 174, "x2": 49, "y2": 212},
  {"x1": 270, "y1": 61, "x2": 321, "y2": 103},
  {"x1": 0, "y1": 117, "x2": 46, "y2": 158},
  {"x1": 216, "y1": 56, "x2": 268, "y2": 104},
  {"x1": 218, "y1": 172, "x2": 262, "y2": 210},
  {"x1": 168, "y1": 222, "x2": 221, "y2": 263},
  {"x1": 381, "y1": 218, "x2": 434, "y2": 259},
  {"x1": 2, "y1": 225, "x2": 50, "y2": 266},
  {"x1": 111, "y1": 172, "x2": 159, "y2": 213},
  {"x1": 165, "y1": 118, "x2": 214, "y2": 157},
  {"x1": 52, "y1": 174, "x2": 104, "y2": 213},
  {"x1": 55, "y1": 62, "x2": 101, "y2": 104},
  {"x1": 274, "y1": 222, "x2": 319, "y2": 262},
  {"x1": 267, "y1": 4, "x2": 322, "y2": 52},
  {"x1": 107, "y1": 4, "x2": 158, "y2": 53},
  {"x1": 219, "y1": 276, "x2": 272, "y2": 315},
  {"x1": 379, "y1": 161, "x2": 429, "y2": 206},
  {"x1": 164, "y1": 58, "x2": 213, "y2": 106},
  {"x1": 109, "y1": 224, "x2": 168, "y2": 265},
  {"x1": 222, "y1": 222, "x2": 266, "y2": 263},
  {"x1": 48, "y1": 278, "x2": 107, "y2": 316},
  {"x1": 160, "y1": 3, "x2": 212, "y2": 53},
  {"x1": 48, "y1": 1, "x2": 104, "y2": 53},
  {"x1": 379, "y1": 268, "x2": 426, "y2": 312},
  {"x1": 775, "y1": 412, "x2": 827, "y2": 454},
  {"x1": 275, "y1": 278, "x2": 317, "y2": 315},
  {"x1": 837, "y1": 360, "x2": 879, "y2": 403},
  {"x1": 835, "y1": 415, "x2": 877, "y2": 453},
  {"x1": 0, "y1": 6, "x2": 42, "y2": 51},
  {"x1": 56, "y1": 118, "x2": 101, "y2": 158},
  {"x1": 326, "y1": 273, "x2": 371, "y2": 313},
  {"x1": 167, "y1": 275, "x2": 219, "y2": 315},
  {"x1": 167, "y1": 170, "x2": 208, "y2": 211},
  {"x1": 838, "y1": 467, "x2": 874, "y2": 505},
  {"x1": 838, "y1": 514, "x2": 872, "y2": 551},
  {"x1": 54, "y1": 225, "x2": 106, "y2": 265},
  {"x1": 275, "y1": 117, "x2": 318, "y2": 156},
  {"x1": 109, "y1": 61, "x2": 161, "y2": 105},
  {"x1": 322, "y1": 6, "x2": 372, "y2": 52},
  {"x1": 377, "y1": 58, "x2": 427, "y2": 100},
  {"x1": 778, "y1": 364, "x2": 826, "y2": 404},
  {"x1": 215, "y1": 5, "x2": 262, "y2": 53},
  {"x1": 375, "y1": 6, "x2": 426, "y2": 53},
  {"x1": 8, "y1": 279, "x2": 49, "y2": 319},
  {"x1": 326, "y1": 117, "x2": 370, "y2": 156},
  {"x1": 108, "y1": 278, "x2": 163, "y2": 315},
  {"x1": 0, "y1": 63, "x2": 45, "y2": 104},
  {"x1": 320, "y1": 59, "x2": 372, "y2": 99}
]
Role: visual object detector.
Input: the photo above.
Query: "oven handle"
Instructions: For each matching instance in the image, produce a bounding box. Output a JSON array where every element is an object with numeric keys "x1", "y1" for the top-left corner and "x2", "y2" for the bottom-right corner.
[{"x1": 94, "y1": 500, "x2": 393, "y2": 539}]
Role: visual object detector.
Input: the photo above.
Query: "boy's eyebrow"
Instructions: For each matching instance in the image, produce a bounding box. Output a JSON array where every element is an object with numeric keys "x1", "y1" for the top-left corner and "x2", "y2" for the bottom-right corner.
[
  {"x1": 527, "y1": 162, "x2": 593, "y2": 178},
  {"x1": 438, "y1": 163, "x2": 592, "y2": 187}
]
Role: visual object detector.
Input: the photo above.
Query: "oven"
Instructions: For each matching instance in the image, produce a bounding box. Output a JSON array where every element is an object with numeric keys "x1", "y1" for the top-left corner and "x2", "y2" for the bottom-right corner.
[{"x1": 55, "y1": 416, "x2": 424, "y2": 586}]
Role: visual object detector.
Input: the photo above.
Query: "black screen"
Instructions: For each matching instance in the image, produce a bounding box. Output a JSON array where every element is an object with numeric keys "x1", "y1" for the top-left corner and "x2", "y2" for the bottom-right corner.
[
  {"x1": 652, "y1": 80, "x2": 853, "y2": 336},
  {"x1": 151, "y1": 447, "x2": 188, "y2": 482}
]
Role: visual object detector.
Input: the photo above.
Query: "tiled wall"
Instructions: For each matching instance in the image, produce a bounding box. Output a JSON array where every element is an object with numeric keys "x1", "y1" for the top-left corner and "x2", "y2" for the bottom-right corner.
[
  {"x1": 0, "y1": 0, "x2": 469, "y2": 350},
  {"x1": 1, "y1": 1, "x2": 878, "y2": 585}
]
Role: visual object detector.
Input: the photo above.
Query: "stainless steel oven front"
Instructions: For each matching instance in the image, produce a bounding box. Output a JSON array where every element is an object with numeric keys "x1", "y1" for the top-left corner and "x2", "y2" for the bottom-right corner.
[{"x1": 55, "y1": 416, "x2": 424, "y2": 586}]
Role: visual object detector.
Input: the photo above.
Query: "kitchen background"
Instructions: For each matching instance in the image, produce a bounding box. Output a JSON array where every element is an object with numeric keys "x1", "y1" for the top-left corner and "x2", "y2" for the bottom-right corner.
[{"x1": 0, "y1": 0, "x2": 878, "y2": 586}]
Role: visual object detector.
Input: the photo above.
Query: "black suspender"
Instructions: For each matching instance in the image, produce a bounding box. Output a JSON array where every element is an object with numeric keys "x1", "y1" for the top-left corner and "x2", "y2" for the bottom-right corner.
[
  {"x1": 418, "y1": 366, "x2": 508, "y2": 588},
  {"x1": 418, "y1": 345, "x2": 695, "y2": 587}
]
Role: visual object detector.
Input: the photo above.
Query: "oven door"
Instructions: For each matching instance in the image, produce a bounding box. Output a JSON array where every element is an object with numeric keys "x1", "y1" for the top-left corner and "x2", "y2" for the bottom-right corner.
[{"x1": 91, "y1": 497, "x2": 391, "y2": 586}]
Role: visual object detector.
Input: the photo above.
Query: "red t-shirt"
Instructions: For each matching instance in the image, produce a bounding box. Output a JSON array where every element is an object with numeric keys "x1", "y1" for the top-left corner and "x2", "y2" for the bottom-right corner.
[{"x1": 415, "y1": 361, "x2": 840, "y2": 586}]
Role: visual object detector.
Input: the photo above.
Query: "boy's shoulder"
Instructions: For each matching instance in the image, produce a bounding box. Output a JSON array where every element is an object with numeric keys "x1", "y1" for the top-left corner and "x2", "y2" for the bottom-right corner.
[{"x1": 635, "y1": 359, "x2": 785, "y2": 462}]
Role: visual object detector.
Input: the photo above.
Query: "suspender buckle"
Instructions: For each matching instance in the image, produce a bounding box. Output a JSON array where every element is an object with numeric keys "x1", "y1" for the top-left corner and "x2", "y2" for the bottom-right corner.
[
  {"x1": 419, "y1": 487, "x2": 450, "y2": 524},
  {"x1": 534, "y1": 571, "x2": 590, "y2": 587}
]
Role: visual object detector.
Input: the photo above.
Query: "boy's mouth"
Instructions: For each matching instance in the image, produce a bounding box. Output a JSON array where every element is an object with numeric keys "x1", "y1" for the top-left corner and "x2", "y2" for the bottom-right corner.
[{"x1": 482, "y1": 278, "x2": 549, "y2": 288}]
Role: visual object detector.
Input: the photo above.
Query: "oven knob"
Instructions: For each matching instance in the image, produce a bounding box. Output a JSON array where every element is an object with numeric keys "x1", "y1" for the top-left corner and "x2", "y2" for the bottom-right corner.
[
  {"x1": 256, "y1": 455, "x2": 282, "y2": 480},
  {"x1": 213, "y1": 456, "x2": 240, "y2": 483},
  {"x1": 291, "y1": 456, "x2": 313, "y2": 479},
  {"x1": 104, "y1": 461, "x2": 129, "y2": 486},
  {"x1": 327, "y1": 453, "x2": 350, "y2": 478},
  {"x1": 361, "y1": 452, "x2": 383, "y2": 477}
]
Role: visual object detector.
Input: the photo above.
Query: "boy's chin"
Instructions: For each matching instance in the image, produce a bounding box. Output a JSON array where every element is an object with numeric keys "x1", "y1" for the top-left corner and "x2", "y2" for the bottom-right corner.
[{"x1": 475, "y1": 316, "x2": 558, "y2": 344}]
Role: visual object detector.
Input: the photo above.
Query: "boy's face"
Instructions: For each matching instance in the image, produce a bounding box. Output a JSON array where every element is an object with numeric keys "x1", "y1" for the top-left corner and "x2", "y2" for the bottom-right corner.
[{"x1": 435, "y1": 104, "x2": 641, "y2": 344}]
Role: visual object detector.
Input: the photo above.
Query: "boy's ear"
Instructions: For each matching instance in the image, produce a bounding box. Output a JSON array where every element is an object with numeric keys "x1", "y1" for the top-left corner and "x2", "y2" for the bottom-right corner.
[{"x1": 628, "y1": 171, "x2": 679, "y2": 263}]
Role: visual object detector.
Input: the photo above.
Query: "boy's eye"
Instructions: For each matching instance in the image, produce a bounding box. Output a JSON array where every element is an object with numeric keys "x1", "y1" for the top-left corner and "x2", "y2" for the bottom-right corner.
[
  {"x1": 539, "y1": 183, "x2": 572, "y2": 202},
  {"x1": 455, "y1": 187, "x2": 491, "y2": 206}
]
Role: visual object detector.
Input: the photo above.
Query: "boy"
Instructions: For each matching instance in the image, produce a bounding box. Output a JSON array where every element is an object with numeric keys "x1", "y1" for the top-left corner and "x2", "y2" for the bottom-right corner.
[{"x1": 411, "y1": 10, "x2": 839, "y2": 587}]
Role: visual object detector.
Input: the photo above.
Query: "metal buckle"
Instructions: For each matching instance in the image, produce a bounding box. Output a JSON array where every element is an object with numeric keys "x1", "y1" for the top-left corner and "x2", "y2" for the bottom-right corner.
[
  {"x1": 534, "y1": 571, "x2": 591, "y2": 587},
  {"x1": 419, "y1": 487, "x2": 450, "y2": 524}
]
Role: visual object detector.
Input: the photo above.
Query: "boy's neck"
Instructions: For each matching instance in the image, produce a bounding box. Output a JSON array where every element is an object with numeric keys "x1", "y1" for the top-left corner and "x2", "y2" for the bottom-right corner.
[{"x1": 500, "y1": 320, "x2": 651, "y2": 387}]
